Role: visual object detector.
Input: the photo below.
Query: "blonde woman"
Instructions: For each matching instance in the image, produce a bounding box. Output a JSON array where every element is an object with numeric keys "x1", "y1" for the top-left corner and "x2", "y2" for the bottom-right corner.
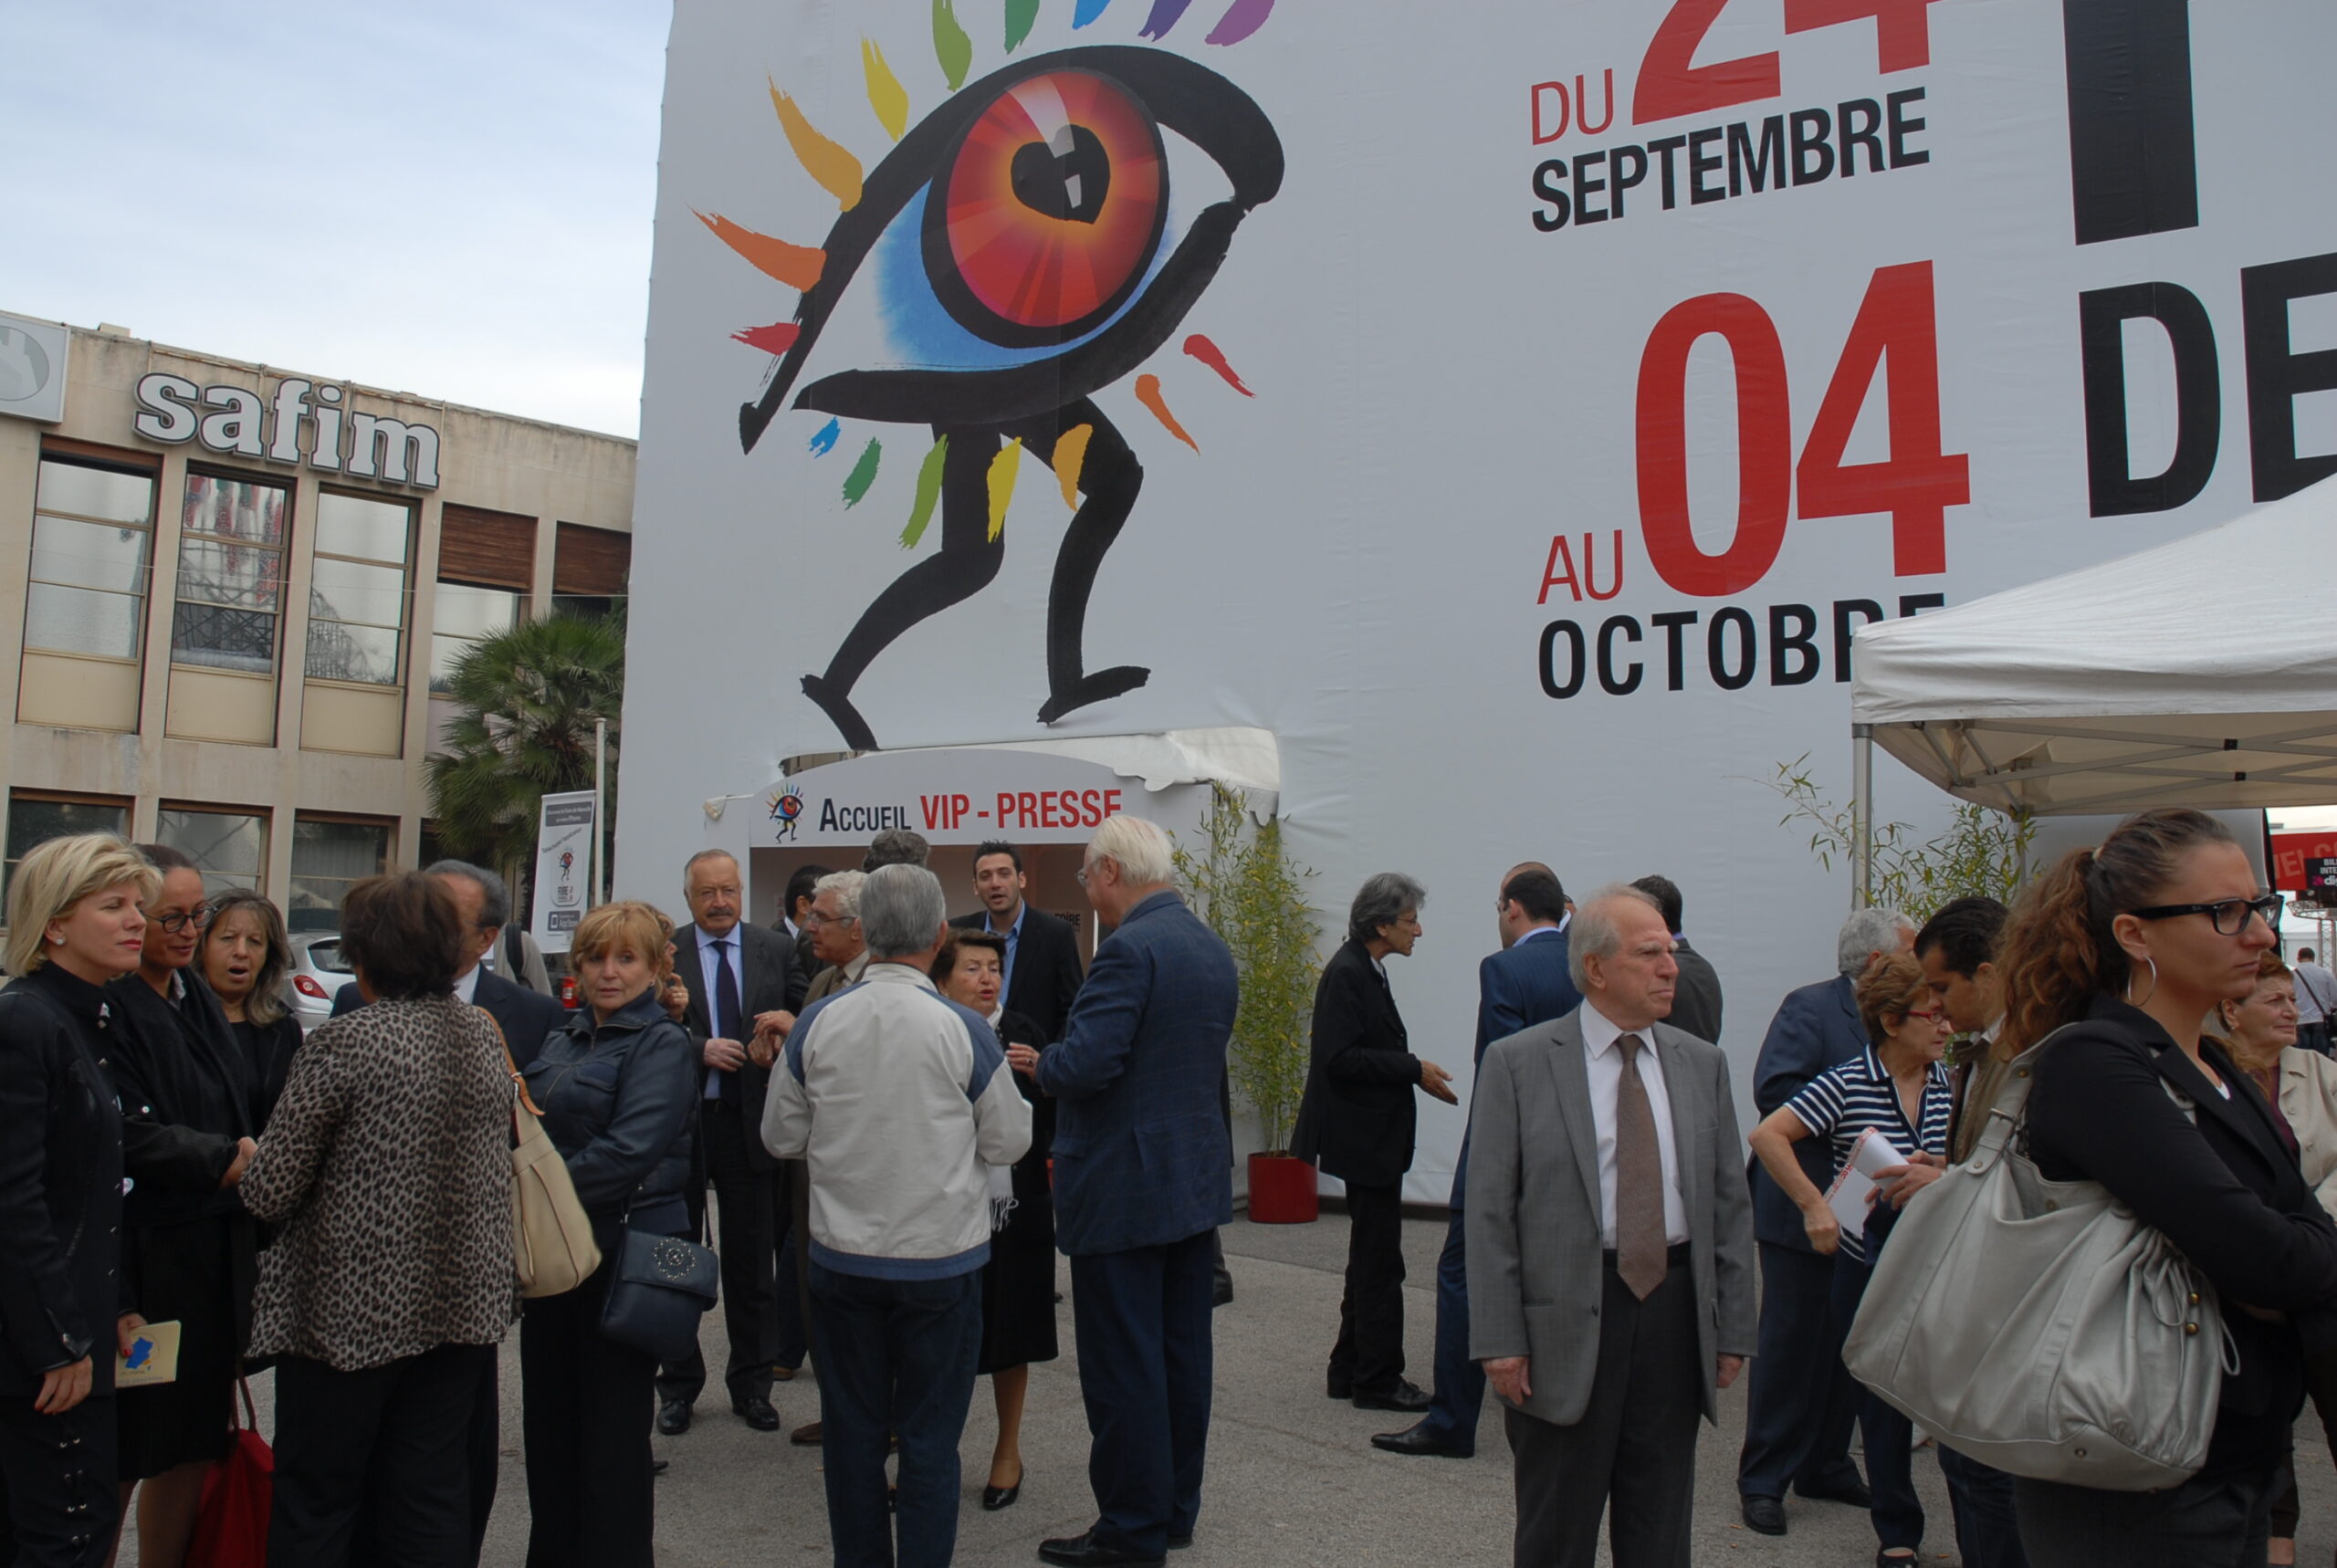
[{"x1": 0, "y1": 834, "x2": 157, "y2": 1565}]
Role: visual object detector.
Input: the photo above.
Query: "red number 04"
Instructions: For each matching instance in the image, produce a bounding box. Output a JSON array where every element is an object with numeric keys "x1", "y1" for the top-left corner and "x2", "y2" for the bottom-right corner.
[{"x1": 1634, "y1": 261, "x2": 1970, "y2": 597}]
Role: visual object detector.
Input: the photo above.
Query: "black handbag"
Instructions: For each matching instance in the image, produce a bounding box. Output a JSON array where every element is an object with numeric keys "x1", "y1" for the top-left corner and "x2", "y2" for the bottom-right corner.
[{"x1": 597, "y1": 1222, "x2": 719, "y2": 1361}]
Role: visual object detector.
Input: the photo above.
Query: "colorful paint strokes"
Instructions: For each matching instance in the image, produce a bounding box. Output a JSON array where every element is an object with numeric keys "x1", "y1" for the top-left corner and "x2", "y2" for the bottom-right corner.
[
  {"x1": 902, "y1": 437, "x2": 949, "y2": 547},
  {"x1": 1182, "y1": 333, "x2": 1253, "y2": 395},
  {"x1": 1137, "y1": 0, "x2": 1197, "y2": 38},
  {"x1": 1134, "y1": 374, "x2": 1199, "y2": 451},
  {"x1": 1205, "y1": 0, "x2": 1274, "y2": 45},
  {"x1": 697, "y1": 212, "x2": 825, "y2": 291},
  {"x1": 1054, "y1": 423, "x2": 1094, "y2": 507},
  {"x1": 769, "y1": 84, "x2": 865, "y2": 210},
  {"x1": 986, "y1": 439, "x2": 1023, "y2": 541},
  {"x1": 732, "y1": 321, "x2": 802, "y2": 356},
  {"x1": 932, "y1": 0, "x2": 973, "y2": 89},
  {"x1": 862, "y1": 40, "x2": 909, "y2": 141},
  {"x1": 1072, "y1": 0, "x2": 1115, "y2": 26},
  {"x1": 842, "y1": 438, "x2": 883, "y2": 507},
  {"x1": 1004, "y1": 0, "x2": 1041, "y2": 51},
  {"x1": 809, "y1": 418, "x2": 842, "y2": 456}
]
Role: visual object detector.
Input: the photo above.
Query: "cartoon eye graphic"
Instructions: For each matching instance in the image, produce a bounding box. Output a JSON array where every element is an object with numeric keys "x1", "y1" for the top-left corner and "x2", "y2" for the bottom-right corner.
[{"x1": 705, "y1": 24, "x2": 1284, "y2": 752}]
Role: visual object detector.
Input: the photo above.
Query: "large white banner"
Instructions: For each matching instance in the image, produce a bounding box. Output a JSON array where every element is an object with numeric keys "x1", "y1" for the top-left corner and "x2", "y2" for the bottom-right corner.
[
  {"x1": 622, "y1": 0, "x2": 2337, "y2": 1197},
  {"x1": 531, "y1": 790, "x2": 598, "y2": 955}
]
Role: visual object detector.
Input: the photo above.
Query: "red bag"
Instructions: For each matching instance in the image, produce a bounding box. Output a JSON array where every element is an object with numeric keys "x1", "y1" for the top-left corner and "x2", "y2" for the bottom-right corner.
[{"x1": 184, "y1": 1378, "x2": 272, "y2": 1568}]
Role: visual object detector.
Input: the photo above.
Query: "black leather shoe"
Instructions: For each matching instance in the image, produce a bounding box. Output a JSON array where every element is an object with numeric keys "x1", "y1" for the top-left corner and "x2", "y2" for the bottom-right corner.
[
  {"x1": 981, "y1": 1464, "x2": 1023, "y2": 1511},
  {"x1": 790, "y1": 1420, "x2": 823, "y2": 1446},
  {"x1": 1326, "y1": 1377, "x2": 1352, "y2": 1400},
  {"x1": 650, "y1": 1458, "x2": 669, "y2": 1477},
  {"x1": 1797, "y1": 1477, "x2": 1874, "y2": 1510},
  {"x1": 1741, "y1": 1495, "x2": 1787, "y2": 1536},
  {"x1": 1370, "y1": 1423, "x2": 1473, "y2": 1458},
  {"x1": 1168, "y1": 1531, "x2": 1192, "y2": 1550},
  {"x1": 1352, "y1": 1378, "x2": 1431, "y2": 1413},
  {"x1": 733, "y1": 1395, "x2": 781, "y2": 1431},
  {"x1": 655, "y1": 1400, "x2": 691, "y2": 1436},
  {"x1": 1037, "y1": 1531, "x2": 1166, "y2": 1567}
]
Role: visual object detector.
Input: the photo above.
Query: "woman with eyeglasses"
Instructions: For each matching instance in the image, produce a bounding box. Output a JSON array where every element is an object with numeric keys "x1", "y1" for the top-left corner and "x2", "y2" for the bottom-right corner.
[
  {"x1": 101, "y1": 846, "x2": 259, "y2": 1568},
  {"x1": 1749, "y1": 951, "x2": 1953, "y2": 1568},
  {"x1": 1991, "y1": 807, "x2": 2337, "y2": 1566}
]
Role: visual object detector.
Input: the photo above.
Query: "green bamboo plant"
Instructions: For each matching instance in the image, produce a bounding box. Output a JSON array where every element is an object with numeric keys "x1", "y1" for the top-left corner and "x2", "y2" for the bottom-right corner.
[
  {"x1": 1173, "y1": 785, "x2": 1321, "y2": 1154},
  {"x1": 1757, "y1": 755, "x2": 2037, "y2": 921}
]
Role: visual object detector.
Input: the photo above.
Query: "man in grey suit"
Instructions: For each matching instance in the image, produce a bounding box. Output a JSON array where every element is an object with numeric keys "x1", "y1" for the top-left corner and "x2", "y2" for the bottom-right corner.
[{"x1": 1469, "y1": 884, "x2": 1755, "y2": 1568}]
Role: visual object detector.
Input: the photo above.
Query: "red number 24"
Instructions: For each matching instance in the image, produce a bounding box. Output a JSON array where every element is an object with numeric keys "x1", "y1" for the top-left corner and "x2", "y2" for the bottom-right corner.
[{"x1": 1632, "y1": 0, "x2": 1940, "y2": 127}]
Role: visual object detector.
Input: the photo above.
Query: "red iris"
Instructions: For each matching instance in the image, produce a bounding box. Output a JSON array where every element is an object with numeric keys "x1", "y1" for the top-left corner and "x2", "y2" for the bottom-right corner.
[{"x1": 932, "y1": 69, "x2": 1166, "y2": 343}]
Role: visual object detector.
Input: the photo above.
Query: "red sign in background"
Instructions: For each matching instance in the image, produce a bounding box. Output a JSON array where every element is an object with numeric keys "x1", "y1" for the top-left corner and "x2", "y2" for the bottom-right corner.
[{"x1": 2269, "y1": 832, "x2": 2337, "y2": 893}]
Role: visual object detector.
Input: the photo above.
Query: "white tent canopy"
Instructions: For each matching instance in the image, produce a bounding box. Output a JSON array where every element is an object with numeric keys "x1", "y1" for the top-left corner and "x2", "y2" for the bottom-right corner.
[{"x1": 1850, "y1": 476, "x2": 2337, "y2": 817}]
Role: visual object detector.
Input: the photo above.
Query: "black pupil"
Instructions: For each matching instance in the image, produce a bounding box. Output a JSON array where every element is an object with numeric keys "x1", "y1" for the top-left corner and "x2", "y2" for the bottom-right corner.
[{"x1": 1010, "y1": 125, "x2": 1111, "y2": 224}]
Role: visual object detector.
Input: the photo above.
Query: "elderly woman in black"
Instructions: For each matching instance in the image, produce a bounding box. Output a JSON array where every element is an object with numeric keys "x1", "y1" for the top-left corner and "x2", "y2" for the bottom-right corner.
[
  {"x1": 0, "y1": 834, "x2": 152, "y2": 1565},
  {"x1": 519, "y1": 900, "x2": 697, "y2": 1568},
  {"x1": 104, "y1": 846, "x2": 257, "y2": 1568},
  {"x1": 239, "y1": 873, "x2": 514, "y2": 1566},
  {"x1": 1996, "y1": 808, "x2": 2337, "y2": 1565},
  {"x1": 196, "y1": 888, "x2": 300, "y2": 1130},
  {"x1": 1291, "y1": 873, "x2": 1457, "y2": 1412}
]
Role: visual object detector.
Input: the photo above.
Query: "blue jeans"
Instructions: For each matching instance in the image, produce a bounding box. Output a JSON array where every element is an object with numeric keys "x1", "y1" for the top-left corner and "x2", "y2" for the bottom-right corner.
[
  {"x1": 1830, "y1": 1248, "x2": 1922, "y2": 1552},
  {"x1": 807, "y1": 1263, "x2": 984, "y2": 1568},
  {"x1": 1421, "y1": 1207, "x2": 1483, "y2": 1451},
  {"x1": 1938, "y1": 1442, "x2": 2029, "y2": 1568}
]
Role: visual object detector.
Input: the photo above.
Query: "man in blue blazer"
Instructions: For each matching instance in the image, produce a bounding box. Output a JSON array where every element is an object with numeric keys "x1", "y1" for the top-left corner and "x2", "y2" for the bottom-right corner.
[
  {"x1": 1375, "y1": 863, "x2": 1580, "y2": 1459},
  {"x1": 1734, "y1": 905, "x2": 1913, "y2": 1537},
  {"x1": 1032, "y1": 817, "x2": 1238, "y2": 1568}
]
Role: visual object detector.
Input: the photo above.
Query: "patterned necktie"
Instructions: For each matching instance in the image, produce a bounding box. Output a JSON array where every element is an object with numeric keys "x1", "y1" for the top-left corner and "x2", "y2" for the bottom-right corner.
[{"x1": 1613, "y1": 1033, "x2": 1668, "y2": 1300}]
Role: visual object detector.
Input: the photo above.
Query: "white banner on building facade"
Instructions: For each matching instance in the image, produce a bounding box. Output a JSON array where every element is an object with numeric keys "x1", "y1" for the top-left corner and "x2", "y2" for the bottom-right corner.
[
  {"x1": 621, "y1": 0, "x2": 2337, "y2": 1198},
  {"x1": 531, "y1": 790, "x2": 598, "y2": 955}
]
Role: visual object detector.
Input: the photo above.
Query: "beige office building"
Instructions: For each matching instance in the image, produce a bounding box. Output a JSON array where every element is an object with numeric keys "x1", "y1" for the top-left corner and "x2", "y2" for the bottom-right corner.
[{"x1": 0, "y1": 309, "x2": 634, "y2": 930}]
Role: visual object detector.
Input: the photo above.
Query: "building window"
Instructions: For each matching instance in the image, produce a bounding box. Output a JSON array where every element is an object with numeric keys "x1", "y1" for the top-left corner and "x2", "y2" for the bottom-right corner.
[
  {"x1": 5, "y1": 793, "x2": 131, "y2": 895},
  {"x1": 155, "y1": 807, "x2": 267, "y2": 897},
  {"x1": 25, "y1": 458, "x2": 156, "y2": 661},
  {"x1": 305, "y1": 493, "x2": 411, "y2": 685},
  {"x1": 552, "y1": 522, "x2": 630, "y2": 620},
  {"x1": 430, "y1": 582, "x2": 521, "y2": 693},
  {"x1": 172, "y1": 472, "x2": 289, "y2": 674},
  {"x1": 288, "y1": 817, "x2": 389, "y2": 932}
]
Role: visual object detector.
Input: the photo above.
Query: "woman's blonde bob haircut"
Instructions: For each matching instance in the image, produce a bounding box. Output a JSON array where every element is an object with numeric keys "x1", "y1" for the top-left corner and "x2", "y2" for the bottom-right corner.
[
  {"x1": 569, "y1": 900, "x2": 677, "y2": 985},
  {"x1": 7, "y1": 834, "x2": 162, "y2": 977}
]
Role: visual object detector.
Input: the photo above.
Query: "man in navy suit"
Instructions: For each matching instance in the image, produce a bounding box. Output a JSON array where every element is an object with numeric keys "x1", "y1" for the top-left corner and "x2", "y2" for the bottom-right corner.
[
  {"x1": 330, "y1": 859, "x2": 565, "y2": 1062},
  {"x1": 1032, "y1": 816, "x2": 1238, "y2": 1568},
  {"x1": 1734, "y1": 905, "x2": 1914, "y2": 1537},
  {"x1": 1374, "y1": 863, "x2": 1580, "y2": 1459},
  {"x1": 949, "y1": 840, "x2": 1086, "y2": 1041}
]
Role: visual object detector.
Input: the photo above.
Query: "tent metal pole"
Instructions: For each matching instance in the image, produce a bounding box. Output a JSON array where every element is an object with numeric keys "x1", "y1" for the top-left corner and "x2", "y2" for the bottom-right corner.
[{"x1": 1851, "y1": 725, "x2": 1875, "y2": 910}]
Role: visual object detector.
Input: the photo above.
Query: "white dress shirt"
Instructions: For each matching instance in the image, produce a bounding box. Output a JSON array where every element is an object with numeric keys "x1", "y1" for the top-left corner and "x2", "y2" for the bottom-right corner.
[
  {"x1": 454, "y1": 963, "x2": 482, "y2": 1007},
  {"x1": 1579, "y1": 999, "x2": 1689, "y2": 1248}
]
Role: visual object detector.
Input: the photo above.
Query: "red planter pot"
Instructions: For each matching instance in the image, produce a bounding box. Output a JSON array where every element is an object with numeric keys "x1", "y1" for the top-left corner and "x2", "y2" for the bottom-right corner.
[{"x1": 1247, "y1": 1152, "x2": 1319, "y2": 1224}]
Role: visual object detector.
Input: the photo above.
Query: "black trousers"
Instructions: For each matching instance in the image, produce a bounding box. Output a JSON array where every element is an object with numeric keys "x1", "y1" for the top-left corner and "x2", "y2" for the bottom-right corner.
[
  {"x1": 657, "y1": 1103, "x2": 779, "y2": 1406},
  {"x1": 270, "y1": 1344, "x2": 493, "y2": 1568},
  {"x1": 1505, "y1": 1250, "x2": 1701, "y2": 1568},
  {"x1": 1069, "y1": 1231, "x2": 1216, "y2": 1558},
  {"x1": 0, "y1": 1392, "x2": 115, "y2": 1567},
  {"x1": 2014, "y1": 1464, "x2": 2273, "y2": 1568},
  {"x1": 521, "y1": 1273, "x2": 657, "y2": 1568},
  {"x1": 348, "y1": 1350, "x2": 498, "y2": 1568},
  {"x1": 1326, "y1": 1182, "x2": 1405, "y2": 1395},
  {"x1": 1735, "y1": 1239, "x2": 1862, "y2": 1500}
]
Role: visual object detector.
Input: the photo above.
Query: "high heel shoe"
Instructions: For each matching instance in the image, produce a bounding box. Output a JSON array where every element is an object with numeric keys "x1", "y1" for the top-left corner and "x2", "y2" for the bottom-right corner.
[{"x1": 981, "y1": 1464, "x2": 1024, "y2": 1511}]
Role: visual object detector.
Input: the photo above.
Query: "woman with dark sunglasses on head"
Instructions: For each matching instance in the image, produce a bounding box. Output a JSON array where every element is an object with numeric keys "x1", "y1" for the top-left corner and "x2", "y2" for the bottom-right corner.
[
  {"x1": 1993, "y1": 808, "x2": 2337, "y2": 1566},
  {"x1": 101, "y1": 847, "x2": 258, "y2": 1568},
  {"x1": 1749, "y1": 951, "x2": 1954, "y2": 1567}
]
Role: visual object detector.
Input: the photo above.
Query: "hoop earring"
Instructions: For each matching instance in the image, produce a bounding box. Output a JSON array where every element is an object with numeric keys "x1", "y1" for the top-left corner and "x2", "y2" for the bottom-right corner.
[{"x1": 2124, "y1": 956, "x2": 2159, "y2": 1008}]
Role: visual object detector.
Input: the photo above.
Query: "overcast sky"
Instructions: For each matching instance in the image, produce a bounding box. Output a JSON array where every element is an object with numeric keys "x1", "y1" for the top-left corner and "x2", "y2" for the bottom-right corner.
[{"x1": 11, "y1": 2, "x2": 669, "y2": 438}]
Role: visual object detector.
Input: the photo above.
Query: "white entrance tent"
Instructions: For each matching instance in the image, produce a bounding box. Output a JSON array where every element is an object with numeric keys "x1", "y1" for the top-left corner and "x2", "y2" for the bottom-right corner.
[{"x1": 1848, "y1": 476, "x2": 2337, "y2": 882}]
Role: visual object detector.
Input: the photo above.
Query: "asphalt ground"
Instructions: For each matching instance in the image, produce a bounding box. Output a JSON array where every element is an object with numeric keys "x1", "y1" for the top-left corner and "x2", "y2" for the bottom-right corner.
[{"x1": 160, "y1": 1211, "x2": 2337, "y2": 1565}]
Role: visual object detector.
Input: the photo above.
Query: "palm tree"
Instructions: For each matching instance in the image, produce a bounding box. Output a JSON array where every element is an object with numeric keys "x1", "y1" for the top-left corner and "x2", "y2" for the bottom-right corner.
[{"x1": 424, "y1": 611, "x2": 625, "y2": 915}]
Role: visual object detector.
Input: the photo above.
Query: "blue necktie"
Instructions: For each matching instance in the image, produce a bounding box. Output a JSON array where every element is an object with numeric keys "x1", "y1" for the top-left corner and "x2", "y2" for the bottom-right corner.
[{"x1": 713, "y1": 938, "x2": 743, "y2": 1106}]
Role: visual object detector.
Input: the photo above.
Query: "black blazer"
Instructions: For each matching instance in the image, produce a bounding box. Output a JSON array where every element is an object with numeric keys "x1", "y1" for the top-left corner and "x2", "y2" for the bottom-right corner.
[
  {"x1": 1669, "y1": 936, "x2": 1724, "y2": 1044},
  {"x1": 951, "y1": 904, "x2": 1085, "y2": 1043},
  {"x1": 2028, "y1": 993, "x2": 2337, "y2": 1475},
  {"x1": 0, "y1": 965, "x2": 126, "y2": 1396},
  {"x1": 1291, "y1": 940, "x2": 1423, "y2": 1188},
  {"x1": 107, "y1": 970, "x2": 251, "y2": 1225},
  {"x1": 335, "y1": 968, "x2": 567, "y2": 1071},
  {"x1": 673, "y1": 922, "x2": 797, "y2": 1174}
]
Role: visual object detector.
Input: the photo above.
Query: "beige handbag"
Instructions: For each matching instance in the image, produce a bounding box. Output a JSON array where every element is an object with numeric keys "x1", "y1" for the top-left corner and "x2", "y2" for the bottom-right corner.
[
  {"x1": 482, "y1": 1010, "x2": 602, "y2": 1298},
  {"x1": 1843, "y1": 1033, "x2": 2232, "y2": 1491}
]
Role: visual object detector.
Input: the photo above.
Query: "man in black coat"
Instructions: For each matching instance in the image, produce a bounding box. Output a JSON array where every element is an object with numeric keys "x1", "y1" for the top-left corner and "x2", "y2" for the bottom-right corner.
[
  {"x1": 1634, "y1": 874, "x2": 1724, "y2": 1044},
  {"x1": 655, "y1": 850, "x2": 800, "y2": 1435},
  {"x1": 1291, "y1": 873, "x2": 1457, "y2": 1412},
  {"x1": 949, "y1": 841, "x2": 1085, "y2": 1042},
  {"x1": 329, "y1": 861, "x2": 565, "y2": 1067}
]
